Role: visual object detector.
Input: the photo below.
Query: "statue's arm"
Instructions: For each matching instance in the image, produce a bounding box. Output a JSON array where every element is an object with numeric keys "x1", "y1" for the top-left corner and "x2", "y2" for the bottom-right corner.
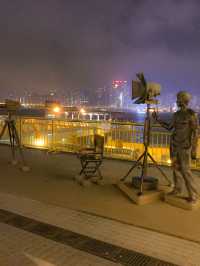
[
  {"x1": 153, "y1": 112, "x2": 174, "y2": 131},
  {"x1": 191, "y1": 113, "x2": 199, "y2": 159}
]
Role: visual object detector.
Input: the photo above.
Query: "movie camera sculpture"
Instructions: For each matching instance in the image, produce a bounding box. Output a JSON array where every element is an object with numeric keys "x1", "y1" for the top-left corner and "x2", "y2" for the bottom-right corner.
[
  {"x1": 0, "y1": 100, "x2": 29, "y2": 171},
  {"x1": 120, "y1": 73, "x2": 171, "y2": 195}
]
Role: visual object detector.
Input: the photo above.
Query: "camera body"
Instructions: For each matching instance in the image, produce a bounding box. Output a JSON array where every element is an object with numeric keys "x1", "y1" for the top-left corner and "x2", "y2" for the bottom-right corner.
[
  {"x1": 5, "y1": 99, "x2": 20, "y2": 113},
  {"x1": 132, "y1": 73, "x2": 161, "y2": 104}
]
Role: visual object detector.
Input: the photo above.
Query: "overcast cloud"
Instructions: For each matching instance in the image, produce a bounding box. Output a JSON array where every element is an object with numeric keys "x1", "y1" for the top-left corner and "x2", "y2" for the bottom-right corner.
[{"x1": 0, "y1": 0, "x2": 199, "y2": 95}]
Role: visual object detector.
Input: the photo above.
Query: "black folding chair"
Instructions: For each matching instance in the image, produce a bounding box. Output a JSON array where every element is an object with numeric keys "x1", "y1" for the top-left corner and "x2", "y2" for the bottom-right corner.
[{"x1": 76, "y1": 134, "x2": 104, "y2": 185}]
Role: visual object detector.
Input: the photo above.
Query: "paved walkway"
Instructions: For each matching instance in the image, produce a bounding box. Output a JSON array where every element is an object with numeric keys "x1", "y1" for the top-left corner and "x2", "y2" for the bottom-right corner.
[
  {"x1": 0, "y1": 192, "x2": 199, "y2": 266},
  {"x1": 0, "y1": 146, "x2": 200, "y2": 242},
  {"x1": 0, "y1": 222, "x2": 118, "y2": 266},
  {"x1": 0, "y1": 145, "x2": 200, "y2": 265}
]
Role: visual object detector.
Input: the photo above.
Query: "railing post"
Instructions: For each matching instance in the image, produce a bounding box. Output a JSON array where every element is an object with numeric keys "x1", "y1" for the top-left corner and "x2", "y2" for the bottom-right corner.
[
  {"x1": 51, "y1": 119, "x2": 54, "y2": 150},
  {"x1": 19, "y1": 117, "x2": 22, "y2": 145}
]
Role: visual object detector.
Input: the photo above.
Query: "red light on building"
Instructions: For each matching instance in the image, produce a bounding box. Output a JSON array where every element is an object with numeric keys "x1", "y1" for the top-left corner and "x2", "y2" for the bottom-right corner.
[{"x1": 112, "y1": 80, "x2": 127, "y2": 88}]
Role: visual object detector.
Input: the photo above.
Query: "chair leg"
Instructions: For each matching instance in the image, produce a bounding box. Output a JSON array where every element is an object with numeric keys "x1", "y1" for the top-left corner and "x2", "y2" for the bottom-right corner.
[
  {"x1": 97, "y1": 168, "x2": 103, "y2": 180},
  {"x1": 79, "y1": 161, "x2": 88, "y2": 175},
  {"x1": 77, "y1": 157, "x2": 104, "y2": 186}
]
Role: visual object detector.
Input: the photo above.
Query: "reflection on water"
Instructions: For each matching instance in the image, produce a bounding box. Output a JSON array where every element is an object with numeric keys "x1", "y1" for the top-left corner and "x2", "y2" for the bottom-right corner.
[
  {"x1": 131, "y1": 112, "x2": 200, "y2": 124},
  {"x1": 0, "y1": 107, "x2": 198, "y2": 124},
  {"x1": 117, "y1": 112, "x2": 173, "y2": 124}
]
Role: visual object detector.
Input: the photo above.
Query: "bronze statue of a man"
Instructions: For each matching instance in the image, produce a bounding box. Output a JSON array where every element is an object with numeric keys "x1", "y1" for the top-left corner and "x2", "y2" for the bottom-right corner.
[{"x1": 153, "y1": 91, "x2": 199, "y2": 203}]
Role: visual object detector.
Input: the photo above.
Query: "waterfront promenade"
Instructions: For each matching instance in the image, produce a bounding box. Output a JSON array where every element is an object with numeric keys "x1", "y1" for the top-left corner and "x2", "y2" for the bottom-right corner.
[{"x1": 0, "y1": 145, "x2": 200, "y2": 265}]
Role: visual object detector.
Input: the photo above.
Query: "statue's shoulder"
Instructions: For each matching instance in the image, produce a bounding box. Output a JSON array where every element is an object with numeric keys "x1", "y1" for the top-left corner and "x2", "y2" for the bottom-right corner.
[
  {"x1": 187, "y1": 109, "x2": 198, "y2": 122},
  {"x1": 187, "y1": 108, "x2": 196, "y2": 116},
  {"x1": 173, "y1": 110, "x2": 180, "y2": 116}
]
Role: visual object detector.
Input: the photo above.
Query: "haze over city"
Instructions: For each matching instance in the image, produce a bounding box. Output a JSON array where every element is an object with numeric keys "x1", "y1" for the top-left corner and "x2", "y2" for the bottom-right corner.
[{"x1": 0, "y1": 0, "x2": 200, "y2": 105}]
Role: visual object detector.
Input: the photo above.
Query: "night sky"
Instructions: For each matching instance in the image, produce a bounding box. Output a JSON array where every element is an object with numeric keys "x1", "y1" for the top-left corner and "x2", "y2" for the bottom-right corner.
[{"x1": 0, "y1": 0, "x2": 200, "y2": 96}]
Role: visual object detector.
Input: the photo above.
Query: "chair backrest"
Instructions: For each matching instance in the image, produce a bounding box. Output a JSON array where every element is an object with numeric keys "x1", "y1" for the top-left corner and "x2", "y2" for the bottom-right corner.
[{"x1": 94, "y1": 134, "x2": 104, "y2": 154}]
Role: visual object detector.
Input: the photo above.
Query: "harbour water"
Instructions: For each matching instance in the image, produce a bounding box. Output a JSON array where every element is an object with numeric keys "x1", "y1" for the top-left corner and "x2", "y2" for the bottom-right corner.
[{"x1": 0, "y1": 107, "x2": 198, "y2": 124}]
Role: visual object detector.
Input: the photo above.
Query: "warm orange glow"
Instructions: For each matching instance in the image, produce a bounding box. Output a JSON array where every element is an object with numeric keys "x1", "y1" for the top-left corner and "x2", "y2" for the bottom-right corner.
[
  {"x1": 167, "y1": 159, "x2": 171, "y2": 164},
  {"x1": 53, "y1": 106, "x2": 61, "y2": 113},
  {"x1": 80, "y1": 108, "x2": 86, "y2": 114},
  {"x1": 35, "y1": 138, "x2": 45, "y2": 146}
]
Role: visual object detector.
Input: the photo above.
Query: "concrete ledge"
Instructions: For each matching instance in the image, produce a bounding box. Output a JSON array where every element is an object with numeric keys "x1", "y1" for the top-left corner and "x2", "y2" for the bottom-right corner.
[
  {"x1": 165, "y1": 195, "x2": 200, "y2": 211},
  {"x1": 116, "y1": 181, "x2": 164, "y2": 205}
]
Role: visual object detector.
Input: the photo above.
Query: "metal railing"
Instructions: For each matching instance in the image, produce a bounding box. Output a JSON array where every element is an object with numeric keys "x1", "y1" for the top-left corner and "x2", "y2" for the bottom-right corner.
[{"x1": 0, "y1": 116, "x2": 200, "y2": 169}]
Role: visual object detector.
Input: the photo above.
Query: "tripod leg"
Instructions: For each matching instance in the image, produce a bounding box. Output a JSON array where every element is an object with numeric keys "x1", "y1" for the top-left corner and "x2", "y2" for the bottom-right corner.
[
  {"x1": 148, "y1": 152, "x2": 172, "y2": 186},
  {"x1": 120, "y1": 152, "x2": 144, "y2": 182},
  {"x1": 11, "y1": 122, "x2": 30, "y2": 171},
  {"x1": 7, "y1": 122, "x2": 17, "y2": 164},
  {"x1": 11, "y1": 122, "x2": 27, "y2": 167},
  {"x1": 139, "y1": 149, "x2": 148, "y2": 195}
]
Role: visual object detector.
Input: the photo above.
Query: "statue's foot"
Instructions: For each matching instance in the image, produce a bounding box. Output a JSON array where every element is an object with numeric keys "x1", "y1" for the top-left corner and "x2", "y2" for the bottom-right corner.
[
  {"x1": 167, "y1": 189, "x2": 182, "y2": 196},
  {"x1": 186, "y1": 196, "x2": 199, "y2": 204}
]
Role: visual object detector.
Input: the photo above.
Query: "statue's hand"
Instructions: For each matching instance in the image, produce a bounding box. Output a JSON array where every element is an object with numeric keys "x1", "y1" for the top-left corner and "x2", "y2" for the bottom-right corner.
[
  {"x1": 191, "y1": 151, "x2": 197, "y2": 160},
  {"x1": 152, "y1": 111, "x2": 158, "y2": 121}
]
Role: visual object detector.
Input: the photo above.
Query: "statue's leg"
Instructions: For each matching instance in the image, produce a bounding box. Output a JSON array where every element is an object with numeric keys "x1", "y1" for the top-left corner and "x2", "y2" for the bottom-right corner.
[
  {"x1": 180, "y1": 149, "x2": 198, "y2": 200},
  {"x1": 171, "y1": 156, "x2": 183, "y2": 194}
]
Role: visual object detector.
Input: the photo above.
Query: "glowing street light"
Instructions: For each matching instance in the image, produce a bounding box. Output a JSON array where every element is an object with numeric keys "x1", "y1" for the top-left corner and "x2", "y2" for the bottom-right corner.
[
  {"x1": 80, "y1": 108, "x2": 86, "y2": 114},
  {"x1": 35, "y1": 138, "x2": 45, "y2": 147},
  {"x1": 167, "y1": 159, "x2": 171, "y2": 165},
  {"x1": 53, "y1": 106, "x2": 61, "y2": 113}
]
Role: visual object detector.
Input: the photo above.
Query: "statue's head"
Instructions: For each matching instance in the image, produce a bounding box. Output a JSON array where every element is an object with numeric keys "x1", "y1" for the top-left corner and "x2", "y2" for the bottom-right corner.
[{"x1": 176, "y1": 91, "x2": 191, "y2": 109}]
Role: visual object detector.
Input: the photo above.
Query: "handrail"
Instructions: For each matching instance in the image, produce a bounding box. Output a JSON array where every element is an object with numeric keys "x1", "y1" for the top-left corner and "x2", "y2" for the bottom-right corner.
[{"x1": 0, "y1": 116, "x2": 199, "y2": 170}]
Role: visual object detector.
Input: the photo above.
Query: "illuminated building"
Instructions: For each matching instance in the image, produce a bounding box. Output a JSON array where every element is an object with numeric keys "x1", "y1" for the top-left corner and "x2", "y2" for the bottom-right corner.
[{"x1": 110, "y1": 80, "x2": 131, "y2": 108}]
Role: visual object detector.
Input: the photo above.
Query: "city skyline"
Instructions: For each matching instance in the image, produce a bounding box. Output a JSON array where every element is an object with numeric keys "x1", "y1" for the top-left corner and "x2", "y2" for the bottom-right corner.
[
  {"x1": 0, "y1": 0, "x2": 200, "y2": 96},
  {"x1": 1, "y1": 83, "x2": 200, "y2": 112}
]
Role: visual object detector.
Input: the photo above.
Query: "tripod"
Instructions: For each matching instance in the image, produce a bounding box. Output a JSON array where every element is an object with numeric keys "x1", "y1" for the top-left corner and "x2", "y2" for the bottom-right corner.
[
  {"x1": 120, "y1": 103, "x2": 171, "y2": 195},
  {"x1": 0, "y1": 113, "x2": 29, "y2": 171}
]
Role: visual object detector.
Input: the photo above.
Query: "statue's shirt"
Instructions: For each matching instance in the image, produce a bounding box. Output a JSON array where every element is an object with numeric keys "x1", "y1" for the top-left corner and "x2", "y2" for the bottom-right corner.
[{"x1": 171, "y1": 109, "x2": 198, "y2": 149}]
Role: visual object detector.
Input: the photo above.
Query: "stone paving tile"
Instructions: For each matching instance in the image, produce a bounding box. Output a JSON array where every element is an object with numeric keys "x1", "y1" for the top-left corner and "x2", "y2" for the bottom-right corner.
[
  {"x1": 0, "y1": 222, "x2": 119, "y2": 266},
  {"x1": 0, "y1": 192, "x2": 199, "y2": 266}
]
